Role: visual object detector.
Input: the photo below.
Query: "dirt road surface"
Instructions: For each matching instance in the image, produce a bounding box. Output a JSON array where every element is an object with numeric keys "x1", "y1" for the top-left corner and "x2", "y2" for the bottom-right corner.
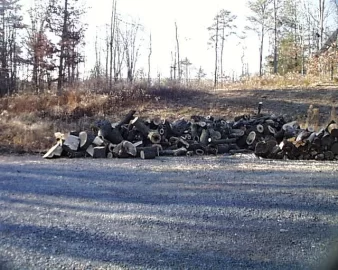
[{"x1": 1, "y1": 155, "x2": 338, "y2": 270}]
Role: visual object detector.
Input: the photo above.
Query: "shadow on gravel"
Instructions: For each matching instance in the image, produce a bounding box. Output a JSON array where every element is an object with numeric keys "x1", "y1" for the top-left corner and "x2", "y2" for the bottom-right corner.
[
  {"x1": 0, "y1": 221, "x2": 312, "y2": 270},
  {"x1": 1, "y1": 159, "x2": 338, "y2": 269},
  {"x1": 0, "y1": 162, "x2": 337, "y2": 216}
]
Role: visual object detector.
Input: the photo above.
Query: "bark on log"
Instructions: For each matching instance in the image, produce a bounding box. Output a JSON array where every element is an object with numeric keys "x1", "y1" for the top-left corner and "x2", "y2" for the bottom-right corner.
[
  {"x1": 113, "y1": 141, "x2": 136, "y2": 158},
  {"x1": 200, "y1": 129, "x2": 210, "y2": 145},
  {"x1": 195, "y1": 149, "x2": 205, "y2": 156},
  {"x1": 99, "y1": 127, "x2": 124, "y2": 144},
  {"x1": 208, "y1": 138, "x2": 237, "y2": 145},
  {"x1": 190, "y1": 123, "x2": 200, "y2": 142},
  {"x1": 324, "y1": 151, "x2": 335, "y2": 161},
  {"x1": 93, "y1": 146, "x2": 107, "y2": 158},
  {"x1": 136, "y1": 146, "x2": 159, "y2": 157},
  {"x1": 217, "y1": 144, "x2": 230, "y2": 154},
  {"x1": 140, "y1": 149, "x2": 157, "y2": 159},
  {"x1": 331, "y1": 142, "x2": 338, "y2": 155},
  {"x1": 116, "y1": 110, "x2": 136, "y2": 127},
  {"x1": 130, "y1": 117, "x2": 151, "y2": 138},
  {"x1": 173, "y1": 147, "x2": 188, "y2": 156}
]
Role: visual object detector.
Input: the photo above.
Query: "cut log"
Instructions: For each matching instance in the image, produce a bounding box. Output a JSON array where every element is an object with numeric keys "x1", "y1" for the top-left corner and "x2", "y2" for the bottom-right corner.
[
  {"x1": 113, "y1": 141, "x2": 137, "y2": 158},
  {"x1": 79, "y1": 131, "x2": 96, "y2": 150},
  {"x1": 200, "y1": 129, "x2": 210, "y2": 145},
  {"x1": 209, "y1": 129, "x2": 222, "y2": 140},
  {"x1": 190, "y1": 123, "x2": 200, "y2": 142},
  {"x1": 256, "y1": 124, "x2": 264, "y2": 134},
  {"x1": 331, "y1": 142, "x2": 338, "y2": 155},
  {"x1": 173, "y1": 147, "x2": 188, "y2": 156},
  {"x1": 229, "y1": 129, "x2": 245, "y2": 138},
  {"x1": 208, "y1": 138, "x2": 237, "y2": 145},
  {"x1": 246, "y1": 131, "x2": 257, "y2": 145},
  {"x1": 255, "y1": 140, "x2": 276, "y2": 158},
  {"x1": 117, "y1": 110, "x2": 136, "y2": 127},
  {"x1": 99, "y1": 127, "x2": 124, "y2": 144},
  {"x1": 195, "y1": 149, "x2": 205, "y2": 155},
  {"x1": 130, "y1": 117, "x2": 150, "y2": 136},
  {"x1": 206, "y1": 145, "x2": 218, "y2": 155},
  {"x1": 86, "y1": 145, "x2": 94, "y2": 157},
  {"x1": 140, "y1": 149, "x2": 157, "y2": 159},
  {"x1": 324, "y1": 151, "x2": 335, "y2": 161},
  {"x1": 217, "y1": 144, "x2": 230, "y2": 154},
  {"x1": 148, "y1": 131, "x2": 161, "y2": 144},
  {"x1": 93, "y1": 146, "x2": 107, "y2": 158},
  {"x1": 92, "y1": 136, "x2": 105, "y2": 146},
  {"x1": 136, "y1": 146, "x2": 159, "y2": 157},
  {"x1": 327, "y1": 121, "x2": 338, "y2": 137},
  {"x1": 54, "y1": 132, "x2": 65, "y2": 142},
  {"x1": 43, "y1": 143, "x2": 63, "y2": 159},
  {"x1": 63, "y1": 134, "x2": 80, "y2": 151}
]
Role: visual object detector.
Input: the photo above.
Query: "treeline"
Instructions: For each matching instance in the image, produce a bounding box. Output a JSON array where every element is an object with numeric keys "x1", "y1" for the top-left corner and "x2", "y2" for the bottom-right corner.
[
  {"x1": 208, "y1": 0, "x2": 338, "y2": 86},
  {"x1": 0, "y1": 0, "x2": 337, "y2": 97},
  {"x1": 0, "y1": 0, "x2": 86, "y2": 96}
]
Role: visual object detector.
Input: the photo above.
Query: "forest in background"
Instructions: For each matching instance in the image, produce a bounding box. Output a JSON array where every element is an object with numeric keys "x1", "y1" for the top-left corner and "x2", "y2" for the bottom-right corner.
[{"x1": 0, "y1": 0, "x2": 337, "y2": 97}]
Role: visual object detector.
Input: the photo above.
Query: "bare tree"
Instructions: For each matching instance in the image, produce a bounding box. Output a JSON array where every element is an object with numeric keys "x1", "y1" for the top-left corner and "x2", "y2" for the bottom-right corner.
[
  {"x1": 47, "y1": 0, "x2": 86, "y2": 95},
  {"x1": 175, "y1": 22, "x2": 181, "y2": 83},
  {"x1": 246, "y1": 0, "x2": 273, "y2": 76},
  {"x1": 208, "y1": 9, "x2": 237, "y2": 87},
  {"x1": 148, "y1": 32, "x2": 152, "y2": 85},
  {"x1": 180, "y1": 57, "x2": 192, "y2": 85},
  {"x1": 121, "y1": 20, "x2": 142, "y2": 83},
  {"x1": 109, "y1": 0, "x2": 117, "y2": 90}
]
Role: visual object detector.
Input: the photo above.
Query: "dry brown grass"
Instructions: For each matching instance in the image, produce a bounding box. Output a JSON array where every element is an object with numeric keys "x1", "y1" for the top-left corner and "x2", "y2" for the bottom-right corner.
[
  {"x1": 1, "y1": 75, "x2": 337, "y2": 153},
  {"x1": 219, "y1": 73, "x2": 336, "y2": 90}
]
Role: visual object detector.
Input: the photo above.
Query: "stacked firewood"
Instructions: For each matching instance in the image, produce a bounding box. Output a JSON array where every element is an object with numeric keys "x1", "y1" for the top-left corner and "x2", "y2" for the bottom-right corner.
[{"x1": 43, "y1": 108, "x2": 338, "y2": 161}]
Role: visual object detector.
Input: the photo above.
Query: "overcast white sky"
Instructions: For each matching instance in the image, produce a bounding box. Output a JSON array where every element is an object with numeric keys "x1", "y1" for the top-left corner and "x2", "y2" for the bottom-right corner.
[{"x1": 85, "y1": 0, "x2": 260, "y2": 79}]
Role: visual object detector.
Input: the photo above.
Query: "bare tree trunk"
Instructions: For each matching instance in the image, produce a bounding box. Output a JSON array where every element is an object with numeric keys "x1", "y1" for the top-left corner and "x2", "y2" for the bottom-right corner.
[
  {"x1": 109, "y1": 0, "x2": 117, "y2": 90},
  {"x1": 319, "y1": 0, "x2": 325, "y2": 49},
  {"x1": 105, "y1": 26, "x2": 109, "y2": 89},
  {"x1": 220, "y1": 27, "x2": 225, "y2": 78},
  {"x1": 214, "y1": 16, "x2": 219, "y2": 88},
  {"x1": 259, "y1": 25, "x2": 264, "y2": 77},
  {"x1": 175, "y1": 22, "x2": 180, "y2": 83},
  {"x1": 57, "y1": 0, "x2": 68, "y2": 96},
  {"x1": 147, "y1": 32, "x2": 152, "y2": 86},
  {"x1": 273, "y1": 0, "x2": 278, "y2": 74}
]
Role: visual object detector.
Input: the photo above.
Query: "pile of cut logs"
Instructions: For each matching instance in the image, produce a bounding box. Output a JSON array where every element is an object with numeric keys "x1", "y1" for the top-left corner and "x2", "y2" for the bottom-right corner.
[{"x1": 44, "y1": 108, "x2": 338, "y2": 161}]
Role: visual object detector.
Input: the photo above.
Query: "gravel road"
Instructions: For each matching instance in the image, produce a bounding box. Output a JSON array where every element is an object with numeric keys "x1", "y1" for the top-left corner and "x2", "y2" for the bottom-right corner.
[{"x1": 1, "y1": 154, "x2": 338, "y2": 270}]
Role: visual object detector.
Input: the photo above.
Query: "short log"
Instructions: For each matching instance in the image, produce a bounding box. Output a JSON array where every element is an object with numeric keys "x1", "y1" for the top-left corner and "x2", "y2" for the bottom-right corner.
[
  {"x1": 93, "y1": 146, "x2": 107, "y2": 158},
  {"x1": 140, "y1": 149, "x2": 157, "y2": 159},
  {"x1": 63, "y1": 134, "x2": 80, "y2": 151},
  {"x1": 79, "y1": 131, "x2": 96, "y2": 150}
]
